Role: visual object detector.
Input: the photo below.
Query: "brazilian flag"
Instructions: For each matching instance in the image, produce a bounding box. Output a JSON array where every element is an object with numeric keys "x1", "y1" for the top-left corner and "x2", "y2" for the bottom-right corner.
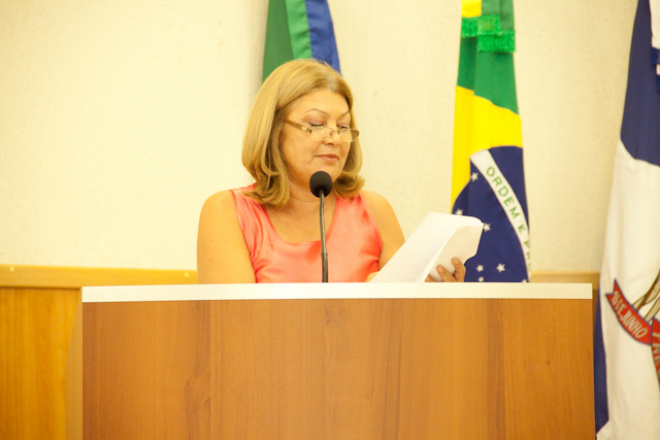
[
  {"x1": 263, "y1": 0, "x2": 340, "y2": 80},
  {"x1": 451, "y1": 0, "x2": 530, "y2": 282}
]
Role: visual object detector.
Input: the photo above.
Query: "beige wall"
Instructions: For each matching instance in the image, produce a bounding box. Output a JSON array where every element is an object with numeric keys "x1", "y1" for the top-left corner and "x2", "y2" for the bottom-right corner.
[{"x1": 0, "y1": 0, "x2": 637, "y2": 271}]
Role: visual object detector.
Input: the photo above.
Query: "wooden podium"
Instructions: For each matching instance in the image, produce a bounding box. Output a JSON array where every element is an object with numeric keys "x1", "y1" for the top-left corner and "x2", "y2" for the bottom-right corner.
[{"x1": 66, "y1": 283, "x2": 594, "y2": 439}]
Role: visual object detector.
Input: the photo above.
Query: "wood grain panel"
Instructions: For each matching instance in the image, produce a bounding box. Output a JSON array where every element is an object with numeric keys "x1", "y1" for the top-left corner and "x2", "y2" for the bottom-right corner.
[
  {"x1": 531, "y1": 271, "x2": 599, "y2": 287},
  {"x1": 397, "y1": 299, "x2": 506, "y2": 439},
  {"x1": 207, "y1": 298, "x2": 594, "y2": 439},
  {"x1": 0, "y1": 264, "x2": 197, "y2": 288},
  {"x1": 502, "y1": 299, "x2": 594, "y2": 439},
  {"x1": 0, "y1": 287, "x2": 79, "y2": 440},
  {"x1": 0, "y1": 265, "x2": 596, "y2": 290},
  {"x1": 0, "y1": 266, "x2": 198, "y2": 440},
  {"x1": 66, "y1": 297, "x2": 83, "y2": 440},
  {"x1": 2, "y1": 268, "x2": 595, "y2": 440},
  {"x1": 532, "y1": 270, "x2": 600, "y2": 322},
  {"x1": 211, "y1": 300, "x2": 324, "y2": 439},
  {"x1": 83, "y1": 301, "x2": 211, "y2": 439},
  {"x1": 211, "y1": 299, "x2": 407, "y2": 439}
]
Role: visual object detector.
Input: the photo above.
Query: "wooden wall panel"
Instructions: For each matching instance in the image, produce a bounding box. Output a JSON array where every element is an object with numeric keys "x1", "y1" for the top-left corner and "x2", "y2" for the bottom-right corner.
[{"x1": 0, "y1": 287, "x2": 79, "y2": 440}]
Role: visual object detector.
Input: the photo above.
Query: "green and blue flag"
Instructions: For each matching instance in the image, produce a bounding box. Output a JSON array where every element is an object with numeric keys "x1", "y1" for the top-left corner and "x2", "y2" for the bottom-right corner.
[{"x1": 263, "y1": 0, "x2": 340, "y2": 80}]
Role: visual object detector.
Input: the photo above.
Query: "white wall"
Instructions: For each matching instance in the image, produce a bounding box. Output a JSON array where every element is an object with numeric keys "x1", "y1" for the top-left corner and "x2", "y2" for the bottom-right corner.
[{"x1": 0, "y1": 0, "x2": 637, "y2": 271}]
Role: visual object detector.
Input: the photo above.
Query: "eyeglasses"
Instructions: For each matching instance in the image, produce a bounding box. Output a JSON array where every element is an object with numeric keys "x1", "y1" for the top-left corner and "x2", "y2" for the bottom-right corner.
[{"x1": 284, "y1": 119, "x2": 360, "y2": 143}]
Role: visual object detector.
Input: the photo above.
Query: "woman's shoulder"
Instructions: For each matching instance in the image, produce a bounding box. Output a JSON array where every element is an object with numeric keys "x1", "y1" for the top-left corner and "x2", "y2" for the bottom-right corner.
[
  {"x1": 202, "y1": 189, "x2": 235, "y2": 213},
  {"x1": 197, "y1": 187, "x2": 258, "y2": 284},
  {"x1": 360, "y1": 190, "x2": 396, "y2": 217},
  {"x1": 359, "y1": 190, "x2": 402, "y2": 233},
  {"x1": 203, "y1": 184, "x2": 257, "y2": 212}
]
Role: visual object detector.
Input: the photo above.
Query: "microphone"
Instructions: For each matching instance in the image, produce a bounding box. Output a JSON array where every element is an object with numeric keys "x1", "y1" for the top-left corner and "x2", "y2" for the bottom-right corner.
[
  {"x1": 309, "y1": 171, "x2": 332, "y2": 282},
  {"x1": 309, "y1": 171, "x2": 332, "y2": 198}
]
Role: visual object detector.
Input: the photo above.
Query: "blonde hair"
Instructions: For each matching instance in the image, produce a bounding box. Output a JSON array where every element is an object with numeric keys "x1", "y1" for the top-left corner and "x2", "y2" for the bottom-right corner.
[{"x1": 242, "y1": 59, "x2": 364, "y2": 207}]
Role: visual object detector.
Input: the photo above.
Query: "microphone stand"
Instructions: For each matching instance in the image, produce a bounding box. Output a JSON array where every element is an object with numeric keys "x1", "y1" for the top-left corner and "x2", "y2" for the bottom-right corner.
[
  {"x1": 309, "y1": 170, "x2": 332, "y2": 283},
  {"x1": 319, "y1": 192, "x2": 328, "y2": 283}
]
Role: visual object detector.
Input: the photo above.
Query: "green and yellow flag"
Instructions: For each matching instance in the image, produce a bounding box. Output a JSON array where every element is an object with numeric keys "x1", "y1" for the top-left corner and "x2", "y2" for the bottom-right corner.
[{"x1": 451, "y1": 0, "x2": 530, "y2": 282}]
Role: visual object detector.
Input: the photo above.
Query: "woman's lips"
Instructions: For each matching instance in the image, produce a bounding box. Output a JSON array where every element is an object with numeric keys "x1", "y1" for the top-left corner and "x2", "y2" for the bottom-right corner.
[{"x1": 317, "y1": 154, "x2": 339, "y2": 161}]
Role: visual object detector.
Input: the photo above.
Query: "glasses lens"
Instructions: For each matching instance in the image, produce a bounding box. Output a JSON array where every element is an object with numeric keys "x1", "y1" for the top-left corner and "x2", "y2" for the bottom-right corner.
[
  {"x1": 310, "y1": 126, "x2": 358, "y2": 142},
  {"x1": 340, "y1": 129, "x2": 358, "y2": 142},
  {"x1": 338, "y1": 131, "x2": 351, "y2": 142}
]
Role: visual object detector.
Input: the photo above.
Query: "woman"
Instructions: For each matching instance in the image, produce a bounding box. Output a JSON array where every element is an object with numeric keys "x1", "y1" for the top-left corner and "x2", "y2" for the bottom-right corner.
[{"x1": 197, "y1": 59, "x2": 465, "y2": 283}]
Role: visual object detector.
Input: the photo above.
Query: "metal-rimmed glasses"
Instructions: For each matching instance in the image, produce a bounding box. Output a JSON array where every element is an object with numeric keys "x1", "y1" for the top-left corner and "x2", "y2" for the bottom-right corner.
[{"x1": 284, "y1": 119, "x2": 360, "y2": 143}]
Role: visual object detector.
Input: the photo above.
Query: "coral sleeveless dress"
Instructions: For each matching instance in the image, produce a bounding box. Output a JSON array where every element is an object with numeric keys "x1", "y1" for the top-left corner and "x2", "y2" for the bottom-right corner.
[{"x1": 231, "y1": 186, "x2": 382, "y2": 283}]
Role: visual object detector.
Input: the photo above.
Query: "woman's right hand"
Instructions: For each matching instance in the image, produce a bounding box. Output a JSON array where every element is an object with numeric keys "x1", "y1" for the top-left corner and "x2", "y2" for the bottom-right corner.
[{"x1": 425, "y1": 258, "x2": 466, "y2": 283}]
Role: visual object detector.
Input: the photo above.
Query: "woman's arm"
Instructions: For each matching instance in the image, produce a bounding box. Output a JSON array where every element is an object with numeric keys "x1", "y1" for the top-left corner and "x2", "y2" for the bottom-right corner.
[
  {"x1": 362, "y1": 191, "x2": 466, "y2": 283},
  {"x1": 362, "y1": 191, "x2": 405, "y2": 270},
  {"x1": 196, "y1": 191, "x2": 257, "y2": 284}
]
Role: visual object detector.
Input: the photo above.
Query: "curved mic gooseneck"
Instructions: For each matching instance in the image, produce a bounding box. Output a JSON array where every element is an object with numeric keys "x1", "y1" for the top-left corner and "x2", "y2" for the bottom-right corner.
[{"x1": 309, "y1": 171, "x2": 333, "y2": 283}]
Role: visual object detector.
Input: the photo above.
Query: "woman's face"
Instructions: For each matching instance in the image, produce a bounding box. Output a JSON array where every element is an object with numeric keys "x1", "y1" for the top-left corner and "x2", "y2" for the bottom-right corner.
[{"x1": 279, "y1": 89, "x2": 352, "y2": 190}]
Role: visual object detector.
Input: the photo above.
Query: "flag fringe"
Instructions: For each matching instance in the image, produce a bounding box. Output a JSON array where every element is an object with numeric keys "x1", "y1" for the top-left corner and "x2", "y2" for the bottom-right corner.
[
  {"x1": 478, "y1": 31, "x2": 516, "y2": 52},
  {"x1": 461, "y1": 16, "x2": 515, "y2": 53}
]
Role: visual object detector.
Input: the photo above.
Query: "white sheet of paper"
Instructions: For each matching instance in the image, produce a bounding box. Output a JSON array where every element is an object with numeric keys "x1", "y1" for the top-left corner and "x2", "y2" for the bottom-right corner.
[{"x1": 371, "y1": 212, "x2": 484, "y2": 283}]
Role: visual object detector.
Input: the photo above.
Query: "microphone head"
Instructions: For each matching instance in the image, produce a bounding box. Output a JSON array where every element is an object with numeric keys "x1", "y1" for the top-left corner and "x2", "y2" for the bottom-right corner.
[{"x1": 309, "y1": 171, "x2": 333, "y2": 198}]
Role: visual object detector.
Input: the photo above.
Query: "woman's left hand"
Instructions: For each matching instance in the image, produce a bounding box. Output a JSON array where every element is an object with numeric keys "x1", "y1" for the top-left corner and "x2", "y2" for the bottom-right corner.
[{"x1": 425, "y1": 258, "x2": 466, "y2": 282}]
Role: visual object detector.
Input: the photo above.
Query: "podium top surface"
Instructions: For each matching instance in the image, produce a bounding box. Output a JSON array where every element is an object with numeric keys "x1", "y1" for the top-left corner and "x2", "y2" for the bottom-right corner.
[{"x1": 80, "y1": 282, "x2": 592, "y2": 303}]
